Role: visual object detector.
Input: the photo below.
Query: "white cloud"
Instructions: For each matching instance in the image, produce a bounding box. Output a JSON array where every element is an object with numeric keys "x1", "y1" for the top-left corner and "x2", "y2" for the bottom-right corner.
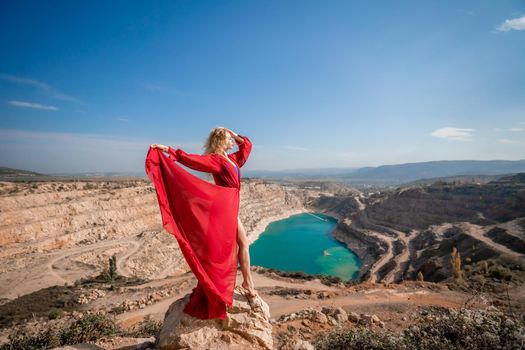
[
  {"x1": 51, "y1": 92, "x2": 83, "y2": 104},
  {"x1": 0, "y1": 73, "x2": 83, "y2": 104},
  {"x1": 499, "y1": 139, "x2": 521, "y2": 144},
  {"x1": 496, "y1": 15, "x2": 525, "y2": 32},
  {"x1": 9, "y1": 100, "x2": 59, "y2": 111},
  {"x1": 430, "y1": 127, "x2": 474, "y2": 141},
  {"x1": 117, "y1": 118, "x2": 130, "y2": 122},
  {"x1": 0, "y1": 74, "x2": 50, "y2": 90},
  {"x1": 509, "y1": 127, "x2": 523, "y2": 132},
  {"x1": 282, "y1": 145, "x2": 308, "y2": 151}
]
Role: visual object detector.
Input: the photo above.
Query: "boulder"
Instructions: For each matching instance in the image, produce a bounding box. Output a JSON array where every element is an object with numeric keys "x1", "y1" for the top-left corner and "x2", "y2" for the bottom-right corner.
[
  {"x1": 157, "y1": 287, "x2": 273, "y2": 349},
  {"x1": 322, "y1": 307, "x2": 348, "y2": 324},
  {"x1": 309, "y1": 310, "x2": 328, "y2": 324},
  {"x1": 348, "y1": 311, "x2": 360, "y2": 323},
  {"x1": 358, "y1": 313, "x2": 381, "y2": 326}
]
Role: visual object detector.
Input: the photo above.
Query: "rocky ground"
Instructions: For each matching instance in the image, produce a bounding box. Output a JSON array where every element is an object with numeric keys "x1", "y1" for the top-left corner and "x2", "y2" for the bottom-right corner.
[
  {"x1": 1, "y1": 267, "x2": 522, "y2": 349},
  {"x1": 1, "y1": 177, "x2": 524, "y2": 349}
]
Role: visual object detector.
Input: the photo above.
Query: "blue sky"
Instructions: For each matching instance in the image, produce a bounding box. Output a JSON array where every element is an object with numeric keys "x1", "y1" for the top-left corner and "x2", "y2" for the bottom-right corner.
[{"x1": 0, "y1": 0, "x2": 524, "y2": 174}]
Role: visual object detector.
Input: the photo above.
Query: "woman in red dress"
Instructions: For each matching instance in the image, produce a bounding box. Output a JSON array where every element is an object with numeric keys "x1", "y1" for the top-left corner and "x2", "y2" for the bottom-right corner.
[{"x1": 145, "y1": 127, "x2": 257, "y2": 320}]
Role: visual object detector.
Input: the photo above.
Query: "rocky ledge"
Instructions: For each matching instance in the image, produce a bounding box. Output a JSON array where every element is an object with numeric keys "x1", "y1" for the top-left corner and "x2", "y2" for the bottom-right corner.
[{"x1": 157, "y1": 286, "x2": 273, "y2": 350}]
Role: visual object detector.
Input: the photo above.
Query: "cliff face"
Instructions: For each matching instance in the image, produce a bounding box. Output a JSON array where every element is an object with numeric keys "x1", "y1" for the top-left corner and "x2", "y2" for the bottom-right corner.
[
  {"x1": 366, "y1": 176, "x2": 525, "y2": 231},
  {"x1": 0, "y1": 178, "x2": 306, "y2": 299},
  {"x1": 3, "y1": 173, "x2": 523, "y2": 299},
  {"x1": 311, "y1": 175, "x2": 525, "y2": 284}
]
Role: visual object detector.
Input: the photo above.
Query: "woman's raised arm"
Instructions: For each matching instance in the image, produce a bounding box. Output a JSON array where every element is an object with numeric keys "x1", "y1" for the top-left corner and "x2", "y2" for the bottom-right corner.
[
  {"x1": 168, "y1": 147, "x2": 222, "y2": 173},
  {"x1": 228, "y1": 134, "x2": 252, "y2": 168}
]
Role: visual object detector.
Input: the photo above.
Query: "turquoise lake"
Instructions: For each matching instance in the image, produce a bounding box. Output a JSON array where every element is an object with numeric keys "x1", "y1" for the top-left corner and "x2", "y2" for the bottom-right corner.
[{"x1": 249, "y1": 212, "x2": 362, "y2": 281}]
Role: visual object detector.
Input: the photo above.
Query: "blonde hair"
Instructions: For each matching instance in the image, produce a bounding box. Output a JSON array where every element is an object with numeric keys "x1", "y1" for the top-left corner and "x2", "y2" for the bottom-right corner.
[
  {"x1": 204, "y1": 126, "x2": 229, "y2": 155},
  {"x1": 202, "y1": 126, "x2": 230, "y2": 182}
]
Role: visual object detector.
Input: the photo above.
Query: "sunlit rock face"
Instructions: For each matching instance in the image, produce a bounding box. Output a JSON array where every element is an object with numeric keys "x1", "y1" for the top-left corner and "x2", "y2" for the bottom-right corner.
[{"x1": 157, "y1": 287, "x2": 273, "y2": 350}]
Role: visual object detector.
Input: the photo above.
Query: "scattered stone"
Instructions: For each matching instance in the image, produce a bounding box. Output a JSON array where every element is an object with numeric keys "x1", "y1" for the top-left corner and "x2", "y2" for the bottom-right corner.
[
  {"x1": 359, "y1": 313, "x2": 381, "y2": 326},
  {"x1": 76, "y1": 289, "x2": 106, "y2": 304},
  {"x1": 117, "y1": 289, "x2": 174, "y2": 311},
  {"x1": 310, "y1": 310, "x2": 328, "y2": 324},
  {"x1": 328, "y1": 316, "x2": 338, "y2": 326},
  {"x1": 277, "y1": 306, "x2": 349, "y2": 326},
  {"x1": 332, "y1": 307, "x2": 348, "y2": 324},
  {"x1": 317, "y1": 291, "x2": 330, "y2": 299},
  {"x1": 348, "y1": 312, "x2": 360, "y2": 323}
]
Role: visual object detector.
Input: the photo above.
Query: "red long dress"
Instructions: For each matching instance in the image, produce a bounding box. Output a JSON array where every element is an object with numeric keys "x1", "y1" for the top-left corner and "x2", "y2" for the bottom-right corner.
[{"x1": 144, "y1": 136, "x2": 252, "y2": 320}]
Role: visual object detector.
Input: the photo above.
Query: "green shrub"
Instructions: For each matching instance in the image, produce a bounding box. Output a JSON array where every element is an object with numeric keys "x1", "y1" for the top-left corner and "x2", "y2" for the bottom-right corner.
[
  {"x1": 314, "y1": 307, "x2": 524, "y2": 350},
  {"x1": 0, "y1": 313, "x2": 118, "y2": 350},
  {"x1": 315, "y1": 326, "x2": 403, "y2": 350},
  {"x1": 0, "y1": 328, "x2": 60, "y2": 350},
  {"x1": 48, "y1": 308, "x2": 63, "y2": 320},
  {"x1": 488, "y1": 265, "x2": 513, "y2": 281},
  {"x1": 110, "y1": 305, "x2": 126, "y2": 314},
  {"x1": 126, "y1": 317, "x2": 162, "y2": 338},
  {"x1": 59, "y1": 313, "x2": 118, "y2": 345}
]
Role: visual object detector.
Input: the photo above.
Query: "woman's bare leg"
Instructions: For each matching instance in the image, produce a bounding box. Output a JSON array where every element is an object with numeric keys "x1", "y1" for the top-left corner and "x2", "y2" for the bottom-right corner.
[{"x1": 237, "y1": 217, "x2": 257, "y2": 297}]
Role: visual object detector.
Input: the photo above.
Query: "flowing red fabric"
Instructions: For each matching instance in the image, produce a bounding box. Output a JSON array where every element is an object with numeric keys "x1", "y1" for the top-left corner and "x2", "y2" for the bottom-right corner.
[{"x1": 144, "y1": 136, "x2": 251, "y2": 320}]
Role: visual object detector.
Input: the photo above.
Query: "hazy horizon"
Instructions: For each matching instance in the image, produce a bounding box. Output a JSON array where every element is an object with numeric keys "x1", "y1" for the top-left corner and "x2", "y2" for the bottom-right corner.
[
  {"x1": 1, "y1": 1, "x2": 524, "y2": 174},
  {"x1": 3, "y1": 157, "x2": 525, "y2": 178}
]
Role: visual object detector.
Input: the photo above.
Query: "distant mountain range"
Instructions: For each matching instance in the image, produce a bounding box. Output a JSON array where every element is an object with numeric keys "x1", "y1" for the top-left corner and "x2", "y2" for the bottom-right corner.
[
  {"x1": 2, "y1": 159, "x2": 525, "y2": 186},
  {"x1": 244, "y1": 159, "x2": 525, "y2": 186}
]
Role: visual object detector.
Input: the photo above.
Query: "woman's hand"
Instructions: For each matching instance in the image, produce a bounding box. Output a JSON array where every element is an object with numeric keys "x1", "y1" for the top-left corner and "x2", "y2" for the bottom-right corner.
[
  {"x1": 225, "y1": 128, "x2": 243, "y2": 142},
  {"x1": 150, "y1": 144, "x2": 169, "y2": 152},
  {"x1": 225, "y1": 128, "x2": 237, "y2": 138}
]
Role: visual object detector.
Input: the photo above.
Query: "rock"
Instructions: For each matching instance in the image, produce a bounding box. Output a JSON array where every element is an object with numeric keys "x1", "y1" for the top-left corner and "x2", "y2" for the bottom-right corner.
[
  {"x1": 319, "y1": 306, "x2": 347, "y2": 324},
  {"x1": 317, "y1": 291, "x2": 330, "y2": 299},
  {"x1": 301, "y1": 319, "x2": 312, "y2": 328},
  {"x1": 309, "y1": 310, "x2": 328, "y2": 324},
  {"x1": 348, "y1": 312, "x2": 360, "y2": 322},
  {"x1": 359, "y1": 313, "x2": 381, "y2": 326},
  {"x1": 321, "y1": 306, "x2": 332, "y2": 314},
  {"x1": 157, "y1": 287, "x2": 273, "y2": 350},
  {"x1": 332, "y1": 307, "x2": 348, "y2": 323}
]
